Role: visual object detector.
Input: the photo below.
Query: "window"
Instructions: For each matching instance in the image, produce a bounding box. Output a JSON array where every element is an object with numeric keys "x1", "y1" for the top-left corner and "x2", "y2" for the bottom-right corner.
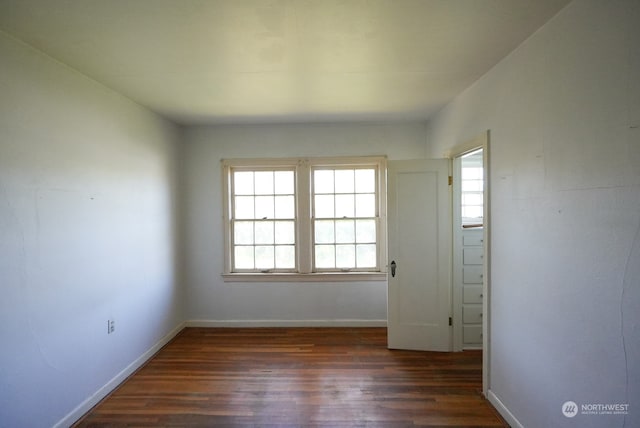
[
  {"x1": 460, "y1": 149, "x2": 483, "y2": 227},
  {"x1": 313, "y1": 167, "x2": 377, "y2": 270},
  {"x1": 231, "y1": 169, "x2": 296, "y2": 272},
  {"x1": 222, "y1": 157, "x2": 387, "y2": 281}
]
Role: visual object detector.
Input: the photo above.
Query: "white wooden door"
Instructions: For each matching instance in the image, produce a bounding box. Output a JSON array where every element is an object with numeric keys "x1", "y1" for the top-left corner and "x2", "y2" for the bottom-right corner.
[{"x1": 387, "y1": 159, "x2": 452, "y2": 351}]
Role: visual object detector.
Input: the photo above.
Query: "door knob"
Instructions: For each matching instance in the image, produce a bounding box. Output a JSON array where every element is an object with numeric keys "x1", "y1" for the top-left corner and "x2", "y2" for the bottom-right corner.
[{"x1": 390, "y1": 260, "x2": 397, "y2": 277}]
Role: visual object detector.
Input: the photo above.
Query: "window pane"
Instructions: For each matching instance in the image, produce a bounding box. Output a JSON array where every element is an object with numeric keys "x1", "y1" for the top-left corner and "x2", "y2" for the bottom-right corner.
[
  {"x1": 275, "y1": 245, "x2": 295, "y2": 269},
  {"x1": 234, "y1": 171, "x2": 254, "y2": 195},
  {"x1": 275, "y1": 221, "x2": 295, "y2": 244},
  {"x1": 255, "y1": 221, "x2": 274, "y2": 244},
  {"x1": 315, "y1": 245, "x2": 335, "y2": 268},
  {"x1": 334, "y1": 170, "x2": 354, "y2": 193},
  {"x1": 462, "y1": 180, "x2": 483, "y2": 192},
  {"x1": 335, "y1": 194, "x2": 354, "y2": 218},
  {"x1": 335, "y1": 220, "x2": 355, "y2": 243},
  {"x1": 463, "y1": 193, "x2": 483, "y2": 205},
  {"x1": 314, "y1": 170, "x2": 334, "y2": 193},
  {"x1": 462, "y1": 167, "x2": 483, "y2": 180},
  {"x1": 463, "y1": 206, "x2": 483, "y2": 219},
  {"x1": 356, "y1": 244, "x2": 376, "y2": 268},
  {"x1": 234, "y1": 221, "x2": 254, "y2": 245},
  {"x1": 254, "y1": 171, "x2": 274, "y2": 195},
  {"x1": 255, "y1": 196, "x2": 274, "y2": 219},
  {"x1": 234, "y1": 246, "x2": 254, "y2": 269},
  {"x1": 274, "y1": 195, "x2": 295, "y2": 219},
  {"x1": 235, "y1": 196, "x2": 254, "y2": 219},
  {"x1": 355, "y1": 219, "x2": 376, "y2": 243},
  {"x1": 315, "y1": 195, "x2": 334, "y2": 218},
  {"x1": 355, "y1": 194, "x2": 375, "y2": 217},
  {"x1": 315, "y1": 220, "x2": 335, "y2": 244},
  {"x1": 336, "y1": 244, "x2": 355, "y2": 268},
  {"x1": 355, "y1": 169, "x2": 375, "y2": 193},
  {"x1": 255, "y1": 246, "x2": 274, "y2": 269},
  {"x1": 274, "y1": 171, "x2": 294, "y2": 194}
]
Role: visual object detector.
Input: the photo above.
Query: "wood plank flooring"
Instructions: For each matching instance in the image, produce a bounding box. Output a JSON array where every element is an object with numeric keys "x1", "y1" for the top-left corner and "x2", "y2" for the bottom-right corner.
[{"x1": 74, "y1": 328, "x2": 508, "y2": 427}]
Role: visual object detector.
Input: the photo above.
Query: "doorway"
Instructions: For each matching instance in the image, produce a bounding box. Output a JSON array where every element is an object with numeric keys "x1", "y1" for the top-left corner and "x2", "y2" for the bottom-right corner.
[
  {"x1": 453, "y1": 148, "x2": 484, "y2": 350},
  {"x1": 450, "y1": 131, "x2": 490, "y2": 395}
]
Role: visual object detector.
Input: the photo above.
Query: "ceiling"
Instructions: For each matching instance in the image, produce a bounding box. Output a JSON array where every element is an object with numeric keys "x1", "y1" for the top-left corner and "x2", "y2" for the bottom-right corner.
[{"x1": 0, "y1": 0, "x2": 570, "y2": 125}]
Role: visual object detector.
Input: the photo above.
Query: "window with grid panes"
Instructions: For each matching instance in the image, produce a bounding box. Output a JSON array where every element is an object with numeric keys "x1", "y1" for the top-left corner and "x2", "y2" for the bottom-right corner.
[
  {"x1": 460, "y1": 149, "x2": 484, "y2": 226},
  {"x1": 313, "y1": 167, "x2": 378, "y2": 271},
  {"x1": 231, "y1": 168, "x2": 296, "y2": 272},
  {"x1": 223, "y1": 157, "x2": 387, "y2": 279}
]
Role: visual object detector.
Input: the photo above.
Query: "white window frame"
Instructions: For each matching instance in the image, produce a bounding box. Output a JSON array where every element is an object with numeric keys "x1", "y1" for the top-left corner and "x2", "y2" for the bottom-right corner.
[{"x1": 222, "y1": 156, "x2": 387, "y2": 282}]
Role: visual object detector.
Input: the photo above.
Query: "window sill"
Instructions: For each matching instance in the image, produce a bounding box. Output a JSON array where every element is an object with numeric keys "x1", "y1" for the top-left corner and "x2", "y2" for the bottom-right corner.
[{"x1": 222, "y1": 272, "x2": 387, "y2": 283}]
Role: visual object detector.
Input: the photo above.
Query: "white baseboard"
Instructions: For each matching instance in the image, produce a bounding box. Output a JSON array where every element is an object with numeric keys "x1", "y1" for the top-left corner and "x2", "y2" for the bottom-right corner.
[
  {"x1": 185, "y1": 319, "x2": 388, "y2": 328},
  {"x1": 488, "y1": 389, "x2": 524, "y2": 428},
  {"x1": 54, "y1": 322, "x2": 186, "y2": 428}
]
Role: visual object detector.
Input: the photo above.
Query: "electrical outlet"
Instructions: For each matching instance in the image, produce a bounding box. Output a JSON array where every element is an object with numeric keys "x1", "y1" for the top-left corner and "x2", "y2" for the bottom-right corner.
[{"x1": 108, "y1": 319, "x2": 115, "y2": 334}]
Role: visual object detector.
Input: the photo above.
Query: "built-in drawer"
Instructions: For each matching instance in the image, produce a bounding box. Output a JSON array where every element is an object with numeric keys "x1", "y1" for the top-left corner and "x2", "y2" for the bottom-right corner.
[
  {"x1": 463, "y1": 285, "x2": 483, "y2": 304},
  {"x1": 463, "y1": 325, "x2": 483, "y2": 344},
  {"x1": 463, "y1": 266, "x2": 483, "y2": 284},
  {"x1": 463, "y1": 305, "x2": 483, "y2": 324},
  {"x1": 463, "y1": 247, "x2": 484, "y2": 265},
  {"x1": 463, "y1": 234, "x2": 483, "y2": 246}
]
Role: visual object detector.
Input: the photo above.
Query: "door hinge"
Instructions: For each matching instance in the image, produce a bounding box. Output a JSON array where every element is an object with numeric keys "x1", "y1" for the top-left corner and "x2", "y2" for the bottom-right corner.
[
  {"x1": 448, "y1": 176, "x2": 453, "y2": 185},
  {"x1": 449, "y1": 317, "x2": 452, "y2": 326}
]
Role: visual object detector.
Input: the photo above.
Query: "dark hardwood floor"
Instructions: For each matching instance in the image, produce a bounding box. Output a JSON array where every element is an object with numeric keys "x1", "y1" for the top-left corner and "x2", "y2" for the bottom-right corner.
[{"x1": 74, "y1": 327, "x2": 508, "y2": 427}]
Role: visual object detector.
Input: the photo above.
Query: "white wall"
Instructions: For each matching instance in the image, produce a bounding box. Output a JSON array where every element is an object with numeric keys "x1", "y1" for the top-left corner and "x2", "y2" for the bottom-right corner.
[
  {"x1": 426, "y1": 1, "x2": 639, "y2": 427},
  {"x1": 182, "y1": 123, "x2": 427, "y2": 324},
  {"x1": 0, "y1": 32, "x2": 184, "y2": 427}
]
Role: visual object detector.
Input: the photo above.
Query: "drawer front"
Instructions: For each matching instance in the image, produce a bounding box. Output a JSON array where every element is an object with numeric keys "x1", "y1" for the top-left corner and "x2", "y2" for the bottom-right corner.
[
  {"x1": 463, "y1": 266, "x2": 483, "y2": 284},
  {"x1": 463, "y1": 285, "x2": 483, "y2": 304},
  {"x1": 463, "y1": 325, "x2": 483, "y2": 344},
  {"x1": 463, "y1": 234, "x2": 483, "y2": 246},
  {"x1": 463, "y1": 247, "x2": 484, "y2": 265},
  {"x1": 463, "y1": 305, "x2": 483, "y2": 324}
]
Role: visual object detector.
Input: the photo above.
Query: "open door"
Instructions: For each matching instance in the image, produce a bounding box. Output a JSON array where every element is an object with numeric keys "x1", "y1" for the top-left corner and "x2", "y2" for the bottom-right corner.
[{"x1": 387, "y1": 159, "x2": 452, "y2": 351}]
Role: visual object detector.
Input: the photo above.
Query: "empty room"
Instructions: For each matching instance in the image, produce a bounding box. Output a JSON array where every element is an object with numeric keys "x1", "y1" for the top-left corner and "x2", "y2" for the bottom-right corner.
[{"x1": 0, "y1": 1, "x2": 638, "y2": 427}]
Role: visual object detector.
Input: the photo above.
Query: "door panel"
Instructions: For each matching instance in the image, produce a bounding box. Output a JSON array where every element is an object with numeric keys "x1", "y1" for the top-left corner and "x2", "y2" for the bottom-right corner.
[{"x1": 387, "y1": 159, "x2": 451, "y2": 351}]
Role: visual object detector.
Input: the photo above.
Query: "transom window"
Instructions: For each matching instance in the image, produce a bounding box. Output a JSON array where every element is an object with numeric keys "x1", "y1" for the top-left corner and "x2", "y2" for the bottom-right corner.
[{"x1": 222, "y1": 157, "x2": 387, "y2": 280}]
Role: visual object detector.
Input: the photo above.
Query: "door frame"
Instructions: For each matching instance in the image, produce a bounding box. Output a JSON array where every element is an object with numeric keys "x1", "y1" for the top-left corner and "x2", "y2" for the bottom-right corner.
[{"x1": 446, "y1": 130, "x2": 491, "y2": 396}]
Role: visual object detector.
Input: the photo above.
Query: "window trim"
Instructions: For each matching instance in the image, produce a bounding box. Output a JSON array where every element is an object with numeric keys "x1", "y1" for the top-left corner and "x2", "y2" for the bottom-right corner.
[
  {"x1": 222, "y1": 156, "x2": 387, "y2": 282},
  {"x1": 221, "y1": 272, "x2": 388, "y2": 282}
]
